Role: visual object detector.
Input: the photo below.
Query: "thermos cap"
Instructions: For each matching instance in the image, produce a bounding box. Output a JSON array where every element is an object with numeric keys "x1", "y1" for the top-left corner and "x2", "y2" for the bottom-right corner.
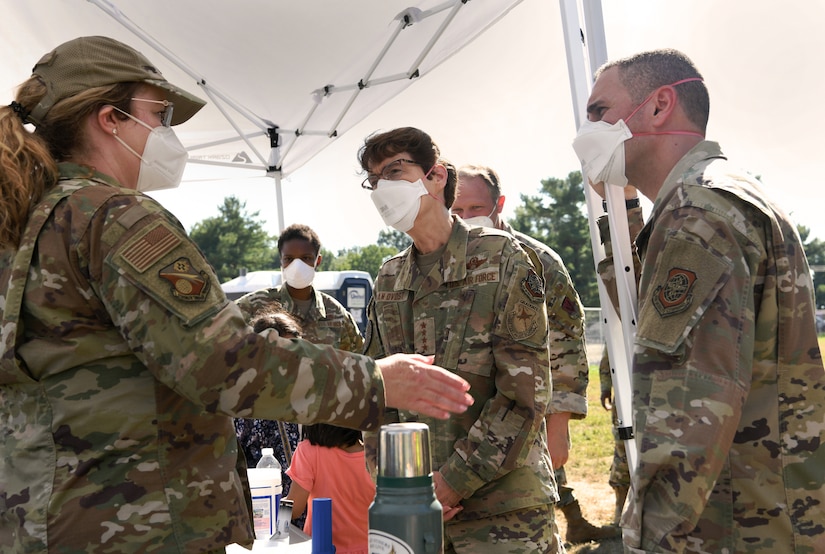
[{"x1": 378, "y1": 422, "x2": 432, "y2": 478}]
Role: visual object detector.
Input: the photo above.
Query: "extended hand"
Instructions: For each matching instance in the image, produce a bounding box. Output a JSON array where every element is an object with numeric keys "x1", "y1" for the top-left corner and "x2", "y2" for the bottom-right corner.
[{"x1": 377, "y1": 354, "x2": 473, "y2": 419}]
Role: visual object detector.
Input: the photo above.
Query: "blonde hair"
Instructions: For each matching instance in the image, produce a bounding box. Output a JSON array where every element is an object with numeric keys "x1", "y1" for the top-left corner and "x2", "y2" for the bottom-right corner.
[{"x1": 0, "y1": 77, "x2": 137, "y2": 248}]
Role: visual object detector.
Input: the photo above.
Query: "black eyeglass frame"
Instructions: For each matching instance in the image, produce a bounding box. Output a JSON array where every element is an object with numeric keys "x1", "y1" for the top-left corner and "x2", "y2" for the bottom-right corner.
[{"x1": 360, "y1": 158, "x2": 422, "y2": 190}]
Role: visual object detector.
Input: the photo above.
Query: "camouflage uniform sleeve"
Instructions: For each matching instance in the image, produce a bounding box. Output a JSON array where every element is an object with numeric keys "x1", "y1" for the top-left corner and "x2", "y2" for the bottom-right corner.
[
  {"x1": 542, "y1": 255, "x2": 588, "y2": 418},
  {"x1": 441, "y1": 240, "x2": 551, "y2": 498},
  {"x1": 624, "y1": 203, "x2": 752, "y2": 551},
  {"x1": 362, "y1": 296, "x2": 390, "y2": 476},
  {"x1": 235, "y1": 289, "x2": 279, "y2": 321},
  {"x1": 596, "y1": 205, "x2": 645, "y2": 311},
  {"x1": 85, "y1": 196, "x2": 386, "y2": 430},
  {"x1": 337, "y1": 309, "x2": 365, "y2": 354},
  {"x1": 598, "y1": 346, "x2": 611, "y2": 397}
]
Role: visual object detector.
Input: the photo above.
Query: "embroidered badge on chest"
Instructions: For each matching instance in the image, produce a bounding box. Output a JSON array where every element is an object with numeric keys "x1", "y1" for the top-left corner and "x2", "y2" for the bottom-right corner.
[
  {"x1": 521, "y1": 268, "x2": 544, "y2": 300},
  {"x1": 159, "y1": 257, "x2": 210, "y2": 301},
  {"x1": 652, "y1": 267, "x2": 697, "y2": 317},
  {"x1": 466, "y1": 254, "x2": 488, "y2": 271}
]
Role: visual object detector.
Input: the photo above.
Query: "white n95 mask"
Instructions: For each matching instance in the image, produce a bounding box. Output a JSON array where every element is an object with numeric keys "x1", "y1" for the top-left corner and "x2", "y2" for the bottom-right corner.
[
  {"x1": 113, "y1": 107, "x2": 189, "y2": 192},
  {"x1": 462, "y1": 205, "x2": 497, "y2": 228},
  {"x1": 370, "y1": 178, "x2": 429, "y2": 233},
  {"x1": 282, "y1": 259, "x2": 316, "y2": 289},
  {"x1": 572, "y1": 119, "x2": 632, "y2": 188}
]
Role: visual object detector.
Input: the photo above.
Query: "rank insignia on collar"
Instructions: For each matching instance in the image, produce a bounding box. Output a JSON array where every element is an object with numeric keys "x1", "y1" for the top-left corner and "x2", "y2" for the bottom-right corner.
[
  {"x1": 653, "y1": 267, "x2": 696, "y2": 317},
  {"x1": 521, "y1": 268, "x2": 544, "y2": 300},
  {"x1": 159, "y1": 257, "x2": 210, "y2": 301}
]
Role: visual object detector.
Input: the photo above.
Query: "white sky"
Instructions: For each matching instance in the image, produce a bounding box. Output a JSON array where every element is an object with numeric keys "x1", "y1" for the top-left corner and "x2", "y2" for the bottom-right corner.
[{"x1": 83, "y1": 1, "x2": 825, "y2": 251}]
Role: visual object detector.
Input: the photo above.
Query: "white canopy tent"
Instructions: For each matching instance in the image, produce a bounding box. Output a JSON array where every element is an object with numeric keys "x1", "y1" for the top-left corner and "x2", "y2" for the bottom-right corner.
[
  {"x1": 1, "y1": 0, "x2": 639, "y2": 471},
  {"x1": 1, "y1": 0, "x2": 528, "y2": 228}
]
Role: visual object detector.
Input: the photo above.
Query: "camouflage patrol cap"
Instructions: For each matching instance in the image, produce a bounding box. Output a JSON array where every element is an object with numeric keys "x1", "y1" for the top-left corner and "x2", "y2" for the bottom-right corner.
[{"x1": 28, "y1": 35, "x2": 205, "y2": 127}]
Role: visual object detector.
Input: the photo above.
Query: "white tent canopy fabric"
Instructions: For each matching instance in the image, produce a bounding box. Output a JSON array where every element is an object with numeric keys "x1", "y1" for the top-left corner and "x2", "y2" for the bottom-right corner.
[{"x1": 1, "y1": 0, "x2": 523, "y2": 178}]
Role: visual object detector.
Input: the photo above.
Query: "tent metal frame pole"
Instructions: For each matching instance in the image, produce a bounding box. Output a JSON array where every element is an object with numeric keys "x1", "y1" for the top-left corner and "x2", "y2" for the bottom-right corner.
[
  {"x1": 89, "y1": 0, "x2": 286, "y2": 229},
  {"x1": 558, "y1": 0, "x2": 639, "y2": 474},
  {"x1": 88, "y1": 0, "x2": 270, "y2": 132},
  {"x1": 88, "y1": 0, "x2": 282, "y2": 170}
]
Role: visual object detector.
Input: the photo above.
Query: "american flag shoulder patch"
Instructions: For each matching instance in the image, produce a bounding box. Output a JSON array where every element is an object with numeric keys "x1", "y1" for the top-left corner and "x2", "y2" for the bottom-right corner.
[{"x1": 121, "y1": 221, "x2": 181, "y2": 273}]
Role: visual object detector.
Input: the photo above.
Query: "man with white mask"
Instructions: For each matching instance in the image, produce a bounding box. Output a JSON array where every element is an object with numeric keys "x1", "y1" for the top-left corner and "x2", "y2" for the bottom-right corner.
[
  {"x1": 575, "y1": 49, "x2": 825, "y2": 553},
  {"x1": 359, "y1": 127, "x2": 563, "y2": 553},
  {"x1": 452, "y1": 165, "x2": 619, "y2": 545}
]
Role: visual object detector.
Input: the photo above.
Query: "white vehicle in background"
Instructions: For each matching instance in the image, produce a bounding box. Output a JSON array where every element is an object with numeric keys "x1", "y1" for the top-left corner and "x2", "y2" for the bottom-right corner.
[{"x1": 221, "y1": 270, "x2": 373, "y2": 334}]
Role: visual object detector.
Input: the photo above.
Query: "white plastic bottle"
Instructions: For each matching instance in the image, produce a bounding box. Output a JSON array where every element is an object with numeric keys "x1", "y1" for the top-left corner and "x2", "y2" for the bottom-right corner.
[{"x1": 248, "y1": 447, "x2": 283, "y2": 540}]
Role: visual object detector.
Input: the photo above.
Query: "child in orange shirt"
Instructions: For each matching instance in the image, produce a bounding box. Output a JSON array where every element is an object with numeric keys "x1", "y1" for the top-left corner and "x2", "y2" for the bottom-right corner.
[{"x1": 285, "y1": 424, "x2": 375, "y2": 554}]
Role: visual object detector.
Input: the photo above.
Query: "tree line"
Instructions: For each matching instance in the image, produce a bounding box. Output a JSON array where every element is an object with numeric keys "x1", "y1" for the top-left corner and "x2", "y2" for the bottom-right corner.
[{"x1": 189, "y1": 171, "x2": 825, "y2": 310}]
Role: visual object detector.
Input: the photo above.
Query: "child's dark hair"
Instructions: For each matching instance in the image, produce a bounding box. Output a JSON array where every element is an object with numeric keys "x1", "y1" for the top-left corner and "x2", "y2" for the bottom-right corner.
[
  {"x1": 302, "y1": 423, "x2": 362, "y2": 449},
  {"x1": 249, "y1": 304, "x2": 303, "y2": 337}
]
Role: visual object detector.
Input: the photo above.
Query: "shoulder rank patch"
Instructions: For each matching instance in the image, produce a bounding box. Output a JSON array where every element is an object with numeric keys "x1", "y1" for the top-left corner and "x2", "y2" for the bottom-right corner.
[
  {"x1": 521, "y1": 268, "x2": 544, "y2": 300},
  {"x1": 652, "y1": 267, "x2": 697, "y2": 316},
  {"x1": 159, "y1": 257, "x2": 210, "y2": 301},
  {"x1": 506, "y1": 300, "x2": 540, "y2": 340}
]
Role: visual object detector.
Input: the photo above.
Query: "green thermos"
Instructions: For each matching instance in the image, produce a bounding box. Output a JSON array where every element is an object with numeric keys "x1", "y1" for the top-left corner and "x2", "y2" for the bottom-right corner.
[{"x1": 368, "y1": 422, "x2": 443, "y2": 554}]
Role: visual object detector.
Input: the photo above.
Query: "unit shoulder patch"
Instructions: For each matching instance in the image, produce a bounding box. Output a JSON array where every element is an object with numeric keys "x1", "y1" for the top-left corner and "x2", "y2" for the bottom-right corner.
[
  {"x1": 159, "y1": 257, "x2": 211, "y2": 302},
  {"x1": 521, "y1": 268, "x2": 544, "y2": 300},
  {"x1": 652, "y1": 267, "x2": 697, "y2": 317},
  {"x1": 506, "y1": 300, "x2": 540, "y2": 341}
]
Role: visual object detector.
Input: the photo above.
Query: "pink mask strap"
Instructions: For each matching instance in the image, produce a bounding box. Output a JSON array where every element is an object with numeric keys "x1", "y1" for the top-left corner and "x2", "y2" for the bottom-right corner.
[
  {"x1": 423, "y1": 164, "x2": 441, "y2": 202},
  {"x1": 625, "y1": 77, "x2": 704, "y2": 123}
]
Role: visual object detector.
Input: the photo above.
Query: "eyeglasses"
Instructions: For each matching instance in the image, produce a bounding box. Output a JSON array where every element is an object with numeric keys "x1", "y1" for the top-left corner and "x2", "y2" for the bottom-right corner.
[
  {"x1": 361, "y1": 158, "x2": 422, "y2": 190},
  {"x1": 131, "y1": 98, "x2": 174, "y2": 127}
]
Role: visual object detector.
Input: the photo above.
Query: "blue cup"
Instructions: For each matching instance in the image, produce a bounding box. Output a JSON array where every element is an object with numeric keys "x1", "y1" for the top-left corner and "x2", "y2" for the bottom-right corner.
[{"x1": 312, "y1": 498, "x2": 335, "y2": 554}]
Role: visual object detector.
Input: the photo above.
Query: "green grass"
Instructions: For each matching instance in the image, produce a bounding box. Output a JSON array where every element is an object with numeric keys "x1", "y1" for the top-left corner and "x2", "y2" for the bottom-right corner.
[{"x1": 568, "y1": 366, "x2": 615, "y2": 479}]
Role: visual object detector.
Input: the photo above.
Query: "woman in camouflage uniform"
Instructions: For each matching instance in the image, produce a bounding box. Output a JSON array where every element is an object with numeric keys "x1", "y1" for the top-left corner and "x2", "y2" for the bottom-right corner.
[{"x1": 0, "y1": 36, "x2": 472, "y2": 553}]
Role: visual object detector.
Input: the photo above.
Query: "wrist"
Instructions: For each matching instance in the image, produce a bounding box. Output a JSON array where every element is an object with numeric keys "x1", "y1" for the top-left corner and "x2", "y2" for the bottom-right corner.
[{"x1": 602, "y1": 197, "x2": 641, "y2": 212}]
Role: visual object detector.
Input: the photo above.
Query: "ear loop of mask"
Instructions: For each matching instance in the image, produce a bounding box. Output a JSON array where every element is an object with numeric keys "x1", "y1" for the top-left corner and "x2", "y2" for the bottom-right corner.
[
  {"x1": 422, "y1": 163, "x2": 442, "y2": 202},
  {"x1": 624, "y1": 77, "x2": 705, "y2": 138},
  {"x1": 110, "y1": 106, "x2": 153, "y2": 159}
]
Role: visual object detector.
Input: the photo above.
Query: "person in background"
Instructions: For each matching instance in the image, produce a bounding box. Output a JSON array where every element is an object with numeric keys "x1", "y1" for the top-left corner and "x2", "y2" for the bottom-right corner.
[
  {"x1": 597, "y1": 348, "x2": 630, "y2": 527},
  {"x1": 451, "y1": 165, "x2": 618, "y2": 544},
  {"x1": 234, "y1": 306, "x2": 303, "y2": 503},
  {"x1": 235, "y1": 224, "x2": 363, "y2": 476},
  {"x1": 0, "y1": 36, "x2": 472, "y2": 553},
  {"x1": 237, "y1": 223, "x2": 364, "y2": 355},
  {"x1": 594, "y1": 199, "x2": 646, "y2": 529},
  {"x1": 575, "y1": 48, "x2": 825, "y2": 552},
  {"x1": 358, "y1": 127, "x2": 561, "y2": 553},
  {"x1": 285, "y1": 423, "x2": 375, "y2": 554}
]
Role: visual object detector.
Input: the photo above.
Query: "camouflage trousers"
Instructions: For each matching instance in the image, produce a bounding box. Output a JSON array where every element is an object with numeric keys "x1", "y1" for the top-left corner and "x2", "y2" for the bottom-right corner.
[
  {"x1": 554, "y1": 466, "x2": 575, "y2": 507},
  {"x1": 444, "y1": 504, "x2": 565, "y2": 553},
  {"x1": 609, "y1": 405, "x2": 630, "y2": 489}
]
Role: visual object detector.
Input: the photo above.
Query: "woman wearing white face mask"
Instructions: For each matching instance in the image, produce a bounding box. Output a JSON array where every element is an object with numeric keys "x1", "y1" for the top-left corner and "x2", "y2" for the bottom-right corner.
[
  {"x1": 358, "y1": 127, "x2": 567, "y2": 554},
  {"x1": 0, "y1": 37, "x2": 473, "y2": 553}
]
